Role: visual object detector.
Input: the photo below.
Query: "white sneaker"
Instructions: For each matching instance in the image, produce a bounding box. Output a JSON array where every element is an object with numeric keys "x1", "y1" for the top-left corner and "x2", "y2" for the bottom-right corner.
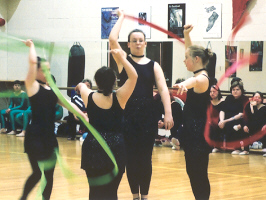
[
  {"x1": 7, "y1": 131, "x2": 16, "y2": 135},
  {"x1": 171, "y1": 138, "x2": 180, "y2": 146},
  {"x1": 16, "y1": 131, "x2": 25, "y2": 137},
  {"x1": 172, "y1": 145, "x2": 180, "y2": 150},
  {"x1": 212, "y1": 148, "x2": 219, "y2": 153},
  {"x1": 263, "y1": 153, "x2": 266, "y2": 157},
  {"x1": 258, "y1": 142, "x2": 263, "y2": 149},
  {"x1": 251, "y1": 142, "x2": 259, "y2": 149},
  {"x1": 231, "y1": 150, "x2": 241, "y2": 155},
  {"x1": 239, "y1": 151, "x2": 249, "y2": 155}
]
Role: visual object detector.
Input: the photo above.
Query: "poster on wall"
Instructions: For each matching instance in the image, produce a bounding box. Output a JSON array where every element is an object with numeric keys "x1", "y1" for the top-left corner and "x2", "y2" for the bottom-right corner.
[
  {"x1": 101, "y1": 7, "x2": 119, "y2": 39},
  {"x1": 225, "y1": 45, "x2": 237, "y2": 77},
  {"x1": 129, "y1": 6, "x2": 151, "y2": 39},
  {"x1": 203, "y1": 3, "x2": 222, "y2": 38},
  {"x1": 168, "y1": 4, "x2": 186, "y2": 38},
  {"x1": 249, "y1": 41, "x2": 263, "y2": 71}
]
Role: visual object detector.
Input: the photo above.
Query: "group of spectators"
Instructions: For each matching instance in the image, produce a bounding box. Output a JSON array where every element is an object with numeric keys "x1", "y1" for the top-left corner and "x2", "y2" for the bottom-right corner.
[
  {"x1": 156, "y1": 77, "x2": 266, "y2": 157},
  {"x1": 0, "y1": 78, "x2": 64, "y2": 137}
]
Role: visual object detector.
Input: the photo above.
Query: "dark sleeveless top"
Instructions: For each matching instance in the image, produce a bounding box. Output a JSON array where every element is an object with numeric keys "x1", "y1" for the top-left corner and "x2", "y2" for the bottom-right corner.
[
  {"x1": 119, "y1": 56, "x2": 158, "y2": 139},
  {"x1": 24, "y1": 85, "x2": 58, "y2": 160},
  {"x1": 81, "y1": 92, "x2": 125, "y2": 175},
  {"x1": 119, "y1": 56, "x2": 155, "y2": 99},
  {"x1": 182, "y1": 74, "x2": 212, "y2": 154}
]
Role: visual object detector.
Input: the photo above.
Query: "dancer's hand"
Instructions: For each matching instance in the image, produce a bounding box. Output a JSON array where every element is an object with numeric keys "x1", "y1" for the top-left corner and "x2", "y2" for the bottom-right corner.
[
  {"x1": 173, "y1": 83, "x2": 187, "y2": 95},
  {"x1": 183, "y1": 24, "x2": 193, "y2": 34},
  {"x1": 116, "y1": 9, "x2": 125, "y2": 18},
  {"x1": 23, "y1": 39, "x2": 33, "y2": 47},
  {"x1": 164, "y1": 113, "x2": 174, "y2": 130}
]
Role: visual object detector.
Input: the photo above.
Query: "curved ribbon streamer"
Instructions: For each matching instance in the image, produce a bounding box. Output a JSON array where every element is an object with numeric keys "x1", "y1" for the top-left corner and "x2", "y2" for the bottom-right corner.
[
  {"x1": 0, "y1": 32, "x2": 69, "y2": 55},
  {"x1": 124, "y1": 14, "x2": 185, "y2": 45},
  {"x1": 41, "y1": 63, "x2": 119, "y2": 186},
  {"x1": 205, "y1": 54, "x2": 266, "y2": 149}
]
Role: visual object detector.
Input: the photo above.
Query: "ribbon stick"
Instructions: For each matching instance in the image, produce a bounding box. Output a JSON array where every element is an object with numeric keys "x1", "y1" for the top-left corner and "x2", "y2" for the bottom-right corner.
[{"x1": 124, "y1": 14, "x2": 185, "y2": 45}]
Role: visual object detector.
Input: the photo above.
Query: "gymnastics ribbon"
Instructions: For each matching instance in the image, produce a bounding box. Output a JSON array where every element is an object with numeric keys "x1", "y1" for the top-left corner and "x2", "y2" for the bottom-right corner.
[
  {"x1": 41, "y1": 62, "x2": 119, "y2": 186},
  {"x1": 204, "y1": 53, "x2": 266, "y2": 149},
  {"x1": 124, "y1": 14, "x2": 185, "y2": 45},
  {"x1": 0, "y1": 32, "x2": 68, "y2": 55}
]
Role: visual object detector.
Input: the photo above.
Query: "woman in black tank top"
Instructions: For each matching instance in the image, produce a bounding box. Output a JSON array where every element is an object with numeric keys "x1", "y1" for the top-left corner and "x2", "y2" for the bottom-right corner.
[
  {"x1": 109, "y1": 10, "x2": 174, "y2": 200},
  {"x1": 76, "y1": 49, "x2": 137, "y2": 200},
  {"x1": 173, "y1": 25, "x2": 213, "y2": 200},
  {"x1": 20, "y1": 40, "x2": 88, "y2": 200}
]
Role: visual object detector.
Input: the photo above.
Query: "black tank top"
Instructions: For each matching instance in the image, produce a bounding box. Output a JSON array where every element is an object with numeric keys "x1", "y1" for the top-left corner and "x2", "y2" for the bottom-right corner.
[
  {"x1": 184, "y1": 74, "x2": 210, "y2": 118},
  {"x1": 86, "y1": 92, "x2": 123, "y2": 133},
  {"x1": 30, "y1": 85, "x2": 58, "y2": 129},
  {"x1": 119, "y1": 56, "x2": 155, "y2": 99}
]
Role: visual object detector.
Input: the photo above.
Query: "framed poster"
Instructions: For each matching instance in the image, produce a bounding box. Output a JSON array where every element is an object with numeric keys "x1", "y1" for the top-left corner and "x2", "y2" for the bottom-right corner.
[
  {"x1": 168, "y1": 4, "x2": 186, "y2": 38},
  {"x1": 101, "y1": 7, "x2": 119, "y2": 39},
  {"x1": 203, "y1": 3, "x2": 222, "y2": 38},
  {"x1": 130, "y1": 6, "x2": 151, "y2": 39},
  {"x1": 225, "y1": 45, "x2": 237, "y2": 77},
  {"x1": 249, "y1": 41, "x2": 263, "y2": 71}
]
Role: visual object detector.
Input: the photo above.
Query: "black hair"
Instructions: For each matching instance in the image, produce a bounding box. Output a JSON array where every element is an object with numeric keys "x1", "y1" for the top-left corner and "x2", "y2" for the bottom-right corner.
[
  {"x1": 37, "y1": 56, "x2": 47, "y2": 69},
  {"x1": 82, "y1": 79, "x2": 92, "y2": 89},
  {"x1": 94, "y1": 66, "x2": 116, "y2": 96},
  {"x1": 230, "y1": 79, "x2": 245, "y2": 94},
  {"x1": 253, "y1": 91, "x2": 264, "y2": 100},
  {"x1": 13, "y1": 80, "x2": 21, "y2": 85},
  {"x1": 210, "y1": 85, "x2": 222, "y2": 100},
  {"x1": 175, "y1": 78, "x2": 185, "y2": 84},
  {"x1": 230, "y1": 77, "x2": 242, "y2": 85},
  {"x1": 128, "y1": 29, "x2": 146, "y2": 42}
]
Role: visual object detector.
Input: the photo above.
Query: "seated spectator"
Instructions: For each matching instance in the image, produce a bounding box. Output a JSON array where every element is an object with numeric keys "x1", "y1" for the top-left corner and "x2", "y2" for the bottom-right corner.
[
  {"x1": 67, "y1": 78, "x2": 92, "y2": 140},
  {"x1": 15, "y1": 105, "x2": 31, "y2": 137},
  {"x1": 155, "y1": 91, "x2": 183, "y2": 150},
  {"x1": 218, "y1": 78, "x2": 250, "y2": 155},
  {"x1": 243, "y1": 92, "x2": 266, "y2": 155},
  {"x1": 0, "y1": 80, "x2": 28, "y2": 134},
  {"x1": 209, "y1": 85, "x2": 225, "y2": 153}
]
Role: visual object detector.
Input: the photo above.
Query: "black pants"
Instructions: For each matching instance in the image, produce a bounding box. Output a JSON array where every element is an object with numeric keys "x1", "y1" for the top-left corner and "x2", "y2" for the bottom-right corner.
[
  {"x1": 124, "y1": 132, "x2": 155, "y2": 195},
  {"x1": 20, "y1": 154, "x2": 55, "y2": 200},
  {"x1": 185, "y1": 152, "x2": 210, "y2": 200},
  {"x1": 86, "y1": 171, "x2": 123, "y2": 200}
]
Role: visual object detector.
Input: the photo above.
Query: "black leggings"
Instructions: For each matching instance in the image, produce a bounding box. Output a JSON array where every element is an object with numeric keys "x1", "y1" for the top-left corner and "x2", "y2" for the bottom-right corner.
[
  {"x1": 86, "y1": 171, "x2": 124, "y2": 200},
  {"x1": 125, "y1": 133, "x2": 155, "y2": 195},
  {"x1": 185, "y1": 152, "x2": 210, "y2": 200},
  {"x1": 20, "y1": 154, "x2": 55, "y2": 200}
]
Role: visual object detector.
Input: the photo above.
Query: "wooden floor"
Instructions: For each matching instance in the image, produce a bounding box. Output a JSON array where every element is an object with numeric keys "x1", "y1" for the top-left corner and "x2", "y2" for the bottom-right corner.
[{"x1": 1, "y1": 134, "x2": 266, "y2": 200}]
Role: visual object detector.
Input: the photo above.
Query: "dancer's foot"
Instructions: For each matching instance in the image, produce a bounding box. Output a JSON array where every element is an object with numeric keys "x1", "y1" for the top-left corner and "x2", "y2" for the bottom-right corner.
[{"x1": 206, "y1": 11, "x2": 219, "y2": 32}]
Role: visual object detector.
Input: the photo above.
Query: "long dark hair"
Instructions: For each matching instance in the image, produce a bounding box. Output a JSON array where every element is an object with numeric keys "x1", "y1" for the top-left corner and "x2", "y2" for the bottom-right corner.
[{"x1": 94, "y1": 67, "x2": 116, "y2": 96}]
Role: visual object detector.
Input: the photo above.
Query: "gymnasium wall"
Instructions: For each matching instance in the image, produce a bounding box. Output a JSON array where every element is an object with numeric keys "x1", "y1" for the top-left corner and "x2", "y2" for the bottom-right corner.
[{"x1": 1, "y1": 0, "x2": 266, "y2": 94}]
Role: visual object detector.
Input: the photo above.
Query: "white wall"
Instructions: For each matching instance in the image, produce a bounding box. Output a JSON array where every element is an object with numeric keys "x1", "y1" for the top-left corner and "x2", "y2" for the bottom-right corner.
[{"x1": 1, "y1": 0, "x2": 266, "y2": 94}]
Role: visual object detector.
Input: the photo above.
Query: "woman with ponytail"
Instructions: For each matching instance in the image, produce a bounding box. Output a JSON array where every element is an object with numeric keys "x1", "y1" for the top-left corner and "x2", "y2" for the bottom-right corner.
[{"x1": 75, "y1": 48, "x2": 138, "y2": 200}]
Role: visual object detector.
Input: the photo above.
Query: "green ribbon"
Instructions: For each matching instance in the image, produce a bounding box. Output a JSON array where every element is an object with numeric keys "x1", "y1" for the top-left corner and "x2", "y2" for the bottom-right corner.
[
  {"x1": 41, "y1": 63, "x2": 119, "y2": 186},
  {"x1": 0, "y1": 32, "x2": 69, "y2": 55}
]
